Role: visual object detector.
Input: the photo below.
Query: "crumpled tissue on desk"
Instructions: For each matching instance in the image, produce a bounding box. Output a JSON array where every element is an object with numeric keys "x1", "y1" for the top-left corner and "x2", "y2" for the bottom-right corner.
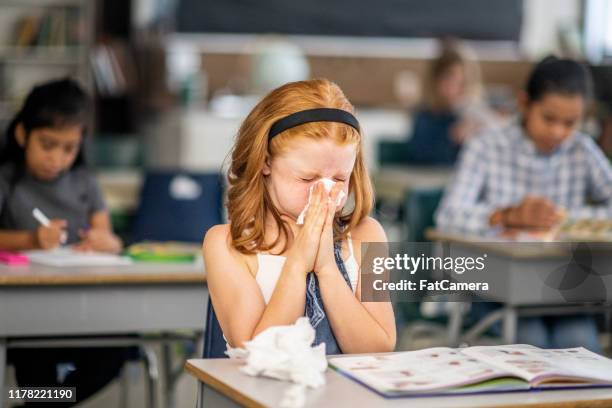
[{"x1": 226, "y1": 317, "x2": 328, "y2": 407}]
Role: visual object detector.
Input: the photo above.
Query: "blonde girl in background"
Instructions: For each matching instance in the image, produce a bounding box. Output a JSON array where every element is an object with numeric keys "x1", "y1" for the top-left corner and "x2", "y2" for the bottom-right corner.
[{"x1": 404, "y1": 40, "x2": 497, "y2": 164}]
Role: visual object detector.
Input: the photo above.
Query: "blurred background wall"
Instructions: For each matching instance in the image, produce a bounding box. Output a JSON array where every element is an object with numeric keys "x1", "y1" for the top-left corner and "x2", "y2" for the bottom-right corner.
[{"x1": 1, "y1": 0, "x2": 611, "y2": 236}]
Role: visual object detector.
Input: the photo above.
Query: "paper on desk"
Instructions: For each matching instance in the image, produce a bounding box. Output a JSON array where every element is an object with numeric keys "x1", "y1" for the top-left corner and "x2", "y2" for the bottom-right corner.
[
  {"x1": 296, "y1": 178, "x2": 345, "y2": 225},
  {"x1": 226, "y1": 317, "x2": 327, "y2": 406},
  {"x1": 25, "y1": 248, "x2": 132, "y2": 267}
]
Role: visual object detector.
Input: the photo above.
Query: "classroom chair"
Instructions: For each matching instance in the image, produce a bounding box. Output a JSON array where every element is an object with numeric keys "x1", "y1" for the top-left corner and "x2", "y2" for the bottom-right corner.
[
  {"x1": 131, "y1": 170, "x2": 224, "y2": 243},
  {"x1": 129, "y1": 171, "x2": 223, "y2": 403},
  {"x1": 377, "y1": 139, "x2": 411, "y2": 166},
  {"x1": 375, "y1": 139, "x2": 411, "y2": 228},
  {"x1": 397, "y1": 187, "x2": 454, "y2": 348},
  {"x1": 203, "y1": 299, "x2": 228, "y2": 359},
  {"x1": 196, "y1": 300, "x2": 227, "y2": 408},
  {"x1": 403, "y1": 187, "x2": 444, "y2": 242}
]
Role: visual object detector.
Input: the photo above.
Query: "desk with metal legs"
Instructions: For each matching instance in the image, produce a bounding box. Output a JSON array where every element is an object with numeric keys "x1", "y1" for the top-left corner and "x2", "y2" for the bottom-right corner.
[
  {"x1": 426, "y1": 230, "x2": 612, "y2": 346},
  {"x1": 0, "y1": 262, "x2": 207, "y2": 408}
]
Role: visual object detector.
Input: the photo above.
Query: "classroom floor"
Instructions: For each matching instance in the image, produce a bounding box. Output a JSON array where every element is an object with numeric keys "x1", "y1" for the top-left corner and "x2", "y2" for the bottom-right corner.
[
  {"x1": 78, "y1": 366, "x2": 197, "y2": 408},
  {"x1": 5, "y1": 342, "x2": 200, "y2": 408}
]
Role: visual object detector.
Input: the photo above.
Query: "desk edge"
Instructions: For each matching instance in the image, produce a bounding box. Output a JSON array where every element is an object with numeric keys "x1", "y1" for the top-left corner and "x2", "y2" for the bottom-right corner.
[
  {"x1": 0, "y1": 273, "x2": 206, "y2": 286},
  {"x1": 185, "y1": 360, "x2": 266, "y2": 408}
]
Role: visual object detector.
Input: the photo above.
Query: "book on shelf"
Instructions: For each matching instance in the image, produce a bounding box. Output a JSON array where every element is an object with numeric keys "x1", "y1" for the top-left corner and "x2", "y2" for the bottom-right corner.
[
  {"x1": 329, "y1": 344, "x2": 612, "y2": 398},
  {"x1": 15, "y1": 15, "x2": 40, "y2": 47},
  {"x1": 12, "y1": 8, "x2": 82, "y2": 50},
  {"x1": 90, "y1": 42, "x2": 136, "y2": 96}
]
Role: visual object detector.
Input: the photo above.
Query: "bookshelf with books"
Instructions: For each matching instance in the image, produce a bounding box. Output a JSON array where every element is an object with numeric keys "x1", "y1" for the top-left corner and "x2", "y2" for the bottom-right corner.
[{"x1": 0, "y1": 0, "x2": 93, "y2": 126}]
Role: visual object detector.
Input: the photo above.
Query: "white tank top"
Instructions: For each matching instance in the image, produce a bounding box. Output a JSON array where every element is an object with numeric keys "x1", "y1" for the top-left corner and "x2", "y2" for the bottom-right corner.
[
  {"x1": 223, "y1": 236, "x2": 359, "y2": 348},
  {"x1": 255, "y1": 235, "x2": 359, "y2": 304}
]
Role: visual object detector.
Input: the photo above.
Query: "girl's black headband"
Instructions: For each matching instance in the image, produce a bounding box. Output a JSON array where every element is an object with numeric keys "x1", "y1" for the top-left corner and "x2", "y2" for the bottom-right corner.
[{"x1": 268, "y1": 108, "x2": 360, "y2": 140}]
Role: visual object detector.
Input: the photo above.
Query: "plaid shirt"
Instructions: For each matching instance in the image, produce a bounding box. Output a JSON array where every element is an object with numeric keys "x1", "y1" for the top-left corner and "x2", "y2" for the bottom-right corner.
[{"x1": 435, "y1": 120, "x2": 612, "y2": 235}]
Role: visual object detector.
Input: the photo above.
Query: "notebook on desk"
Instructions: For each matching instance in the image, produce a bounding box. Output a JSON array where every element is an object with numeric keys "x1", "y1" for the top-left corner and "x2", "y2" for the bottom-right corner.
[
  {"x1": 24, "y1": 248, "x2": 133, "y2": 267},
  {"x1": 125, "y1": 241, "x2": 201, "y2": 263},
  {"x1": 329, "y1": 344, "x2": 612, "y2": 398}
]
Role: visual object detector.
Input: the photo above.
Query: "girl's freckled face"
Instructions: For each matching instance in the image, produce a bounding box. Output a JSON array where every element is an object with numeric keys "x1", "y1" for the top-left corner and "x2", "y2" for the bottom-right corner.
[{"x1": 264, "y1": 137, "x2": 357, "y2": 220}]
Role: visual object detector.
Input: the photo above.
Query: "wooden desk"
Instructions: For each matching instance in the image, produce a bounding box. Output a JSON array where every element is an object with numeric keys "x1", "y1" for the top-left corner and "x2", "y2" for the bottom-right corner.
[
  {"x1": 185, "y1": 358, "x2": 612, "y2": 408},
  {"x1": 0, "y1": 262, "x2": 207, "y2": 408},
  {"x1": 425, "y1": 229, "x2": 612, "y2": 345}
]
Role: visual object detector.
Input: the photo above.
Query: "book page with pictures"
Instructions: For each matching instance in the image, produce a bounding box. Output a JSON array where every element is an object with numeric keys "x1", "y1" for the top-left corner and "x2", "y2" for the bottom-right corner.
[
  {"x1": 329, "y1": 347, "x2": 526, "y2": 394},
  {"x1": 462, "y1": 344, "x2": 612, "y2": 386}
]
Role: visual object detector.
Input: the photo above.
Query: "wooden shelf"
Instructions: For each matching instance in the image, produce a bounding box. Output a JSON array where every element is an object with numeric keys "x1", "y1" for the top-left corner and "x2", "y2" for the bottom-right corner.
[
  {"x1": 0, "y1": 46, "x2": 86, "y2": 65},
  {"x1": 0, "y1": 0, "x2": 83, "y2": 8}
]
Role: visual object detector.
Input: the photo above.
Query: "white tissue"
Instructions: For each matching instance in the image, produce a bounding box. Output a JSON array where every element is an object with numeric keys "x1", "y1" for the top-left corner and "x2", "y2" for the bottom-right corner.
[
  {"x1": 280, "y1": 384, "x2": 307, "y2": 408},
  {"x1": 296, "y1": 178, "x2": 346, "y2": 225},
  {"x1": 226, "y1": 317, "x2": 327, "y2": 390}
]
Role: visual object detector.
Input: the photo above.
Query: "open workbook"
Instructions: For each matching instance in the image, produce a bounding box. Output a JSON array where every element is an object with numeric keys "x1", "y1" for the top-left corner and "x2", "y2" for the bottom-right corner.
[{"x1": 329, "y1": 345, "x2": 612, "y2": 397}]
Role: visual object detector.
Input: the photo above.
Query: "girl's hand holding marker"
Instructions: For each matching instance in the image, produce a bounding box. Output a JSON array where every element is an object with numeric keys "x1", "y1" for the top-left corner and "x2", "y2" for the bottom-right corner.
[{"x1": 32, "y1": 207, "x2": 67, "y2": 249}]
